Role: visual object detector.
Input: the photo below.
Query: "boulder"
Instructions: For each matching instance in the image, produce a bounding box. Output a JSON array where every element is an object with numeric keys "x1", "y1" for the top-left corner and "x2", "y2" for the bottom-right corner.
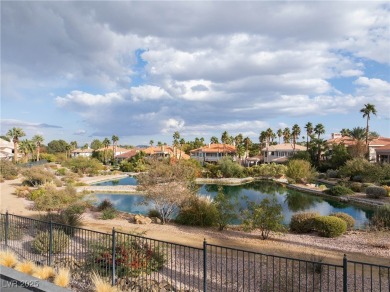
[
  {"x1": 151, "y1": 217, "x2": 162, "y2": 224},
  {"x1": 134, "y1": 214, "x2": 152, "y2": 224}
]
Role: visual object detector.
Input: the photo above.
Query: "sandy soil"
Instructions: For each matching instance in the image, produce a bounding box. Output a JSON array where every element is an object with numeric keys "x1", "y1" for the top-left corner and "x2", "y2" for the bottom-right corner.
[{"x1": 1, "y1": 176, "x2": 389, "y2": 267}]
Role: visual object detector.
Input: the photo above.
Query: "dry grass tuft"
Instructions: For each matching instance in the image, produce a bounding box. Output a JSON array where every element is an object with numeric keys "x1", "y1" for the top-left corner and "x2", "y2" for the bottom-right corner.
[
  {"x1": 33, "y1": 266, "x2": 56, "y2": 280},
  {"x1": 0, "y1": 250, "x2": 18, "y2": 268},
  {"x1": 14, "y1": 261, "x2": 36, "y2": 275},
  {"x1": 91, "y1": 272, "x2": 118, "y2": 292},
  {"x1": 54, "y1": 268, "x2": 70, "y2": 288}
]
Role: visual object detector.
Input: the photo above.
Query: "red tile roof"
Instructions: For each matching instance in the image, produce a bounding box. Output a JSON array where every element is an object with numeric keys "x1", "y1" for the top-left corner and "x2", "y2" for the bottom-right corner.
[{"x1": 190, "y1": 143, "x2": 236, "y2": 154}]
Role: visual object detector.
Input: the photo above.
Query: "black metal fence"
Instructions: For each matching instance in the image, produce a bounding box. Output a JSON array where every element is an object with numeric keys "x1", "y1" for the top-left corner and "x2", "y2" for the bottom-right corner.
[{"x1": 1, "y1": 212, "x2": 389, "y2": 291}]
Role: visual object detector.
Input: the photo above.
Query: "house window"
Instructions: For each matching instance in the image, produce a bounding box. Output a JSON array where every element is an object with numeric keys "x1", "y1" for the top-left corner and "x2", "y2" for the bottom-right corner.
[{"x1": 271, "y1": 151, "x2": 274, "y2": 156}]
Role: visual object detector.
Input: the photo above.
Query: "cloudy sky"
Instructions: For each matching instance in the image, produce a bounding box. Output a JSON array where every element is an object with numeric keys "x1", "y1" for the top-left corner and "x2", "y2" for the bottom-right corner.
[{"x1": 1, "y1": 1, "x2": 389, "y2": 146}]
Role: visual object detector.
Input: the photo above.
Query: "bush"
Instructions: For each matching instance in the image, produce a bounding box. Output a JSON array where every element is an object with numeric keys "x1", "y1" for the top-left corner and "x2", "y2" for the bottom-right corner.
[
  {"x1": 349, "y1": 182, "x2": 363, "y2": 192},
  {"x1": 56, "y1": 168, "x2": 67, "y2": 176},
  {"x1": 92, "y1": 238, "x2": 166, "y2": 277},
  {"x1": 326, "y1": 169, "x2": 339, "y2": 179},
  {"x1": 290, "y1": 212, "x2": 320, "y2": 233},
  {"x1": 0, "y1": 218, "x2": 23, "y2": 240},
  {"x1": 370, "y1": 205, "x2": 390, "y2": 230},
  {"x1": 325, "y1": 185, "x2": 354, "y2": 196},
  {"x1": 0, "y1": 160, "x2": 19, "y2": 180},
  {"x1": 14, "y1": 186, "x2": 31, "y2": 198},
  {"x1": 366, "y1": 186, "x2": 388, "y2": 199},
  {"x1": 147, "y1": 209, "x2": 162, "y2": 220},
  {"x1": 101, "y1": 207, "x2": 117, "y2": 220},
  {"x1": 286, "y1": 159, "x2": 316, "y2": 183},
  {"x1": 21, "y1": 167, "x2": 56, "y2": 186},
  {"x1": 40, "y1": 206, "x2": 83, "y2": 235},
  {"x1": 381, "y1": 179, "x2": 390, "y2": 186},
  {"x1": 176, "y1": 196, "x2": 218, "y2": 227},
  {"x1": 40, "y1": 153, "x2": 58, "y2": 163},
  {"x1": 33, "y1": 230, "x2": 69, "y2": 254},
  {"x1": 62, "y1": 157, "x2": 104, "y2": 176},
  {"x1": 313, "y1": 216, "x2": 347, "y2": 238},
  {"x1": 249, "y1": 163, "x2": 287, "y2": 178},
  {"x1": 97, "y1": 199, "x2": 114, "y2": 211},
  {"x1": 329, "y1": 212, "x2": 355, "y2": 230},
  {"x1": 217, "y1": 157, "x2": 245, "y2": 178},
  {"x1": 33, "y1": 185, "x2": 84, "y2": 211}
]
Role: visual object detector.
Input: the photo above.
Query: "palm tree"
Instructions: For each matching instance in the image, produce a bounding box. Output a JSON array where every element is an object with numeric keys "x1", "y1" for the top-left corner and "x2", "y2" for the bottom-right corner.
[
  {"x1": 282, "y1": 128, "x2": 291, "y2": 144},
  {"x1": 65, "y1": 144, "x2": 72, "y2": 159},
  {"x1": 360, "y1": 103, "x2": 377, "y2": 155},
  {"x1": 112, "y1": 135, "x2": 119, "y2": 161},
  {"x1": 32, "y1": 135, "x2": 44, "y2": 161},
  {"x1": 221, "y1": 131, "x2": 229, "y2": 156},
  {"x1": 179, "y1": 138, "x2": 185, "y2": 158},
  {"x1": 70, "y1": 141, "x2": 78, "y2": 150},
  {"x1": 340, "y1": 128, "x2": 350, "y2": 137},
  {"x1": 243, "y1": 137, "x2": 252, "y2": 158},
  {"x1": 7, "y1": 127, "x2": 26, "y2": 163},
  {"x1": 234, "y1": 133, "x2": 243, "y2": 147},
  {"x1": 19, "y1": 139, "x2": 35, "y2": 163},
  {"x1": 348, "y1": 127, "x2": 367, "y2": 158},
  {"x1": 304, "y1": 122, "x2": 313, "y2": 149},
  {"x1": 102, "y1": 138, "x2": 110, "y2": 164},
  {"x1": 314, "y1": 123, "x2": 325, "y2": 139},
  {"x1": 149, "y1": 140, "x2": 154, "y2": 147},
  {"x1": 276, "y1": 129, "x2": 283, "y2": 144},
  {"x1": 173, "y1": 131, "x2": 180, "y2": 158},
  {"x1": 291, "y1": 124, "x2": 301, "y2": 152}
]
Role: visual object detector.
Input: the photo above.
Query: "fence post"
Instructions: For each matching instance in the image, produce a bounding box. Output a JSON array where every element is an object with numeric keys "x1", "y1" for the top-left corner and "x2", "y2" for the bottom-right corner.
[
  {"x1": 343, "y1": 254, "x2": 348, "y2": 292},
  {"x1": 48, "y1": 220, "x2": 53, "y2": 266},
  {"x1": 111, "y1": 228, "x2": 116, "y2": 286},
  {"x1": 5, "y1": 211, "x2": 9, "y2": 247},
  {"x1": 203, "y1": 238, "x2": 207, "y2": 292}
]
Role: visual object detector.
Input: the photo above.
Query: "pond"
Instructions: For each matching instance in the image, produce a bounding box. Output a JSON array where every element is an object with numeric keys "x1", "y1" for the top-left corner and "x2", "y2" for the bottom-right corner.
[
  {"x1": 94, "y1": 179, "x2": 374, "y2": 228},
  {"x1": 92, "y1": 176, "x2": 138, "y2": 186}
]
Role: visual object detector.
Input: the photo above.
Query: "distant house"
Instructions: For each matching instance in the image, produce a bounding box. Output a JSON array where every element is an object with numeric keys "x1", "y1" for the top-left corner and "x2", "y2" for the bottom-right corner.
[
  {"x1": 71, "y1": 148, "x2": 94, "y2": 158},
  {"x1": 327, "y1": 133, "x2": 390, "y2": 163},
  {"x1": 143, "y1": 145, "x2": 189, "y2": 160},
  {"x1": 190, "y1": 143, "x2": 236, "y2": 164},
  {"x1": 115, "y1": 149, "x2": 140, "y2": 162},
  {"x1": 262, "y1": 143, "x2": 307, "y2": 163},
  {"x1": 95, "y1": 146, "x2": 130, "y2": 157},
  {"x1": 0, "y1": 138, "x2": 14, "y2": 160}
]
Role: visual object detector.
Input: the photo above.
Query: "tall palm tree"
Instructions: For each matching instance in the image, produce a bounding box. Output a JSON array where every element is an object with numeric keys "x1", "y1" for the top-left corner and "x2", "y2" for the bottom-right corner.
[
  {"x1": 243, "y1": 137, "x2": 252, "y2": 158},
  {"x1": 234, "y1": 133, "x2": 243, "y2": 147},
  {"x1": 7, "y1": 127, "x2": 26, "y2": 163},
  {"x1": 291, "y1": 124, "x2": 301, "y2": 152},
  {"x1": 19, "y1": 139, "x2": 35, "y2": 163},
  {"x1": 102, "y1": 138, "x2": 111, "y2": 164},
  {"x1": 277, "y1": 129, "x2": 283, "y2": 144},
  {"x1": 70, "y1": 141, "x2": 78, "y2": 150},
  {"x1": 304, "y1": 122, "x2": 313, "y2": 149},
  {"x1": 149, "y1": 140, "x2": 154, "y2": 147},
  {"x1": 282, "y1": 128, "x2": 291, "y2": 144},
  {"x1": 314, "y1": 123, "x2": 325, "y2": 139},
  {"x1": 112, "y1": 135, "x2": 119, "y2": 161},
  {"x1": 173, "y1": 131, "x2": 180, "y2": 158},
  {"x1": 221, "y1": 131, "x2": 229, "y2": 156},
  {"x1": 32, "y1": 135, "x2": 44, "y2": 161},
  {"x1": 360, "y1": 103, "x2": 377, "y2": 155},
  {"x1": 179, "y1": 138, "x2": 185, "y2": 158}
]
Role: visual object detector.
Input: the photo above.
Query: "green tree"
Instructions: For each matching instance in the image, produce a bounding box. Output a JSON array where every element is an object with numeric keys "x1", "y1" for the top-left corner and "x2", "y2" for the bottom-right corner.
[
  {"x1": 6, "y1": 127, "x2": 26, "y2": 163},
  {"x1": 304, "y1": 122, "x2": 313, "y2": 149},
  {"x1": 277, "y1": 129, "x2": 283, "y2": 144},
  {"x1": 90, "y1": 139, "x2": 102, "y2": 150},
  {"x1": 173, "y1": 131, "x2": 180, "y2": 158},
  {"x1": 328, "y1": 143, "x2": 351, "y2": 169},
  {"x1": 47, "y1": 139, "x2": 69, "y2": 154},
  {"x1": 291, "y1": 124, "x2": 301, "y2": 152},
  {"x1": 234, "y1": 133, "x2": 243, "y2": 146},
  {"x1": 314, "y1": 123, "x2": 325, "y2": 139},
  {"x1": 348, "y1": 127, "x2": 366, "y2": 158},
  {"x1": 112, "y1": 135, "x2": 119, "y2": 161},
  {"x1": 360, "y1": 103, "x2": 377, "y2": 155},
  {"x1": 242, "y1": 197, "x2": 285, "y2": 240},
  {"x1": 210, "y1": 136, "x2": 219, "y2": 144},
  {"x1": 213, "y1": 187, "x2": 238, "y2": 231},
  {"x1": 340, "y1": 128, "x2": 350, "y2": 137},
  {"x1": 102, "y1": 138, "x2": 111, "y2": 164},
  {"x1": 243, "y1": 137, "x2": 252, "y2": 158},
  {"x1": 149, "y1": 140, "x2": 154, "y2": 147},
  {"x1": 221, "y1": 131, "x2": 229, "y2": 156},
  {"x1": 32, "y1": 135, "x2": 44, "y2": 161},
  {"x1": 19, "y1": 139, "x2": 35, "y2": 163},
  {"x1": 283, "y1": 128, "x2": 291, "y2": 144},
  {"x1": 286, "y1": 159, "x2": 316, "y2": 183}
]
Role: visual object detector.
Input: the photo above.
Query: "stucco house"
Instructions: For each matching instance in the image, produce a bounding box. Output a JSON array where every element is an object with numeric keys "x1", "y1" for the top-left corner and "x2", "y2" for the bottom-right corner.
[
  {"x1": 0, "y1": 138, "x2": 14, "y2": 160},
  {"x1": 115, "y1": 148, "x2": 140, "y2": 162},
  {"x1": 143, "y1": 145, "x2": 189, "y2": 160},
  {"x1": 71, "y1": 148, "x2": 94, "y2": 158},
  {"x1": 190, "y1": 143, "x2": 236, "y2": 164},
  {"x1": 262, "y1": 143, "x2": 307, "y2": 163}
]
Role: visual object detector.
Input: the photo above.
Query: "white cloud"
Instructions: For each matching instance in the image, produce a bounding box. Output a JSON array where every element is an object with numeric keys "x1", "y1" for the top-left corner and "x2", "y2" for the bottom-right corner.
[
  {"x1": 130, "y1": 85, "x2": 170, "y2": 102},
  {"x1": 56, "y1": 91, "x2": 124, "y2": 108}
]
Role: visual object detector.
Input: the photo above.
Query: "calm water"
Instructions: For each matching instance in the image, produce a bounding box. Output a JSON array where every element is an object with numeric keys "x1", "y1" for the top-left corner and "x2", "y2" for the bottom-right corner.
[
  {"x1": 93, "y1": 176, "x2": 138, "y2": 186},
  {"x1": 94, "y1": 179, "x2": 374, "y2": 228}
]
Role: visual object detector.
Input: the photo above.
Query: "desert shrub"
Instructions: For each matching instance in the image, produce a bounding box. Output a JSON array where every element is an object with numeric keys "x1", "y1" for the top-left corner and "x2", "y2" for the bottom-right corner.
[
  {"x1": 62, "y1": 157, "x2": 104, "y2": 176},
  {"x1": 350, "y1": 182, "x2": 363, "y2": 192},
  {"x1": 56, "y1": 168, "x2": 67, "y2": 176},
  {"x1": 286, "y1": 159, "x2": 316, "y2": 183},
  {"x1": 313, "y1": 216, "x2": 347, "y2": 238},
  {"x1": 250, "y1": 163, "x2": 287, "y2": 178},
  {"x1": 14, "y1": 186, "x2": 31, "y2": 198},
  {"x1": 213, "y1": 189, "x2": 238, "y2": 231},
  {"x1": 339, "y1": 158, "x2": 371, "y2": 180},
  {"x1": 290, "y1": 212, "x2": 320, "y2": 233},
  {"x1": 217, "y1": 157, "x2": 245, "y2": 178},
  {"x1": 325, "y1": 185, "x2": 354, "y2": 196},
  {"x1": 119, "y1": 161, "x2": 134, "y2": 172},
  {"x1": 101, "y1": 207, "x2": 117, "y2": 220},
  {"x1": 147, "y1": 209, "x2": 162, "y2": 220},
  {"x1": 91, "y1": 238, "x2": 166, "y2": 277},
  {"x1": 242, "y1": 197, "x2": 285, "y2": 240},
  {"x1": 40, "y1": 153, "x2": 58, "y2": 163},
  {"x1": 0, "y1": 160, "x2": 19, "y2": 180},
  {"x1": 370, "y1": 205, "x2": 390, "y2": 230},
  {"x1": 0, "y1": 218, "x2": 23, "y2": 240},
  {"x1": 330, "y1": 212, "x2": 355, "y2": 230},
  {"x1": 33, "y1": 230, "x2": 69, "y2": 254},
  {"x1": 318, "y1": 184, "x2": 327, "y2": 191},
  {"x1": 326, "y1": 169, "x2": 339, "y2": 179},
  {"x1": 40, "y1": 206, "x2": 83, "y2": 235},
  {"x1": 29, "y1": 188, "x2": 46, "y2": 201},
  {"x1": 366, "y1": 186, "x2": 388, "y2": 199},
  {"x1": 21, "y1": 167, "x2": 56, "y2": 186},
  {"x1": 33, "y1": 185, "x2": 84, "y2": 211},
  {"x1": 176, "y1": 196, "x2": 218, "y2": 227},
  {"x1": 352, "y1": 175, "x2": 363, "y2": 182},
  {"x1": 97, "y1": 199, "x2": 114, "y2": 211}
]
